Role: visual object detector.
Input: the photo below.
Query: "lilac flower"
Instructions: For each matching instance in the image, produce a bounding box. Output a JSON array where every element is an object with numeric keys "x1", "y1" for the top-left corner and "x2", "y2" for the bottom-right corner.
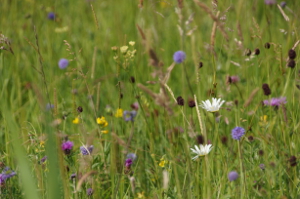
[
  {"x1": 259, "y1": 164, "x2": 265, "y2": 170},
  {"x1": 231, "y1": 127, "x2": 245, "y2": 140},
  {"x1": 58, "y1": 58, "x2": 69, "y2": 69},
  {"x1": 263, "y1": 97, "x2": 287, "y2": 107},
  {"x1": 123, "y1": 110, "x2": 137, "y2": 122},
  {"x1": 46, "y1": 103, "x2": 54, "y2": 110},
  {"x1": 61, "y1": 140, "x2": 74, "y2": 155},
  {"x1": 265, "y1": 0, "x2": 276, "y2": 5},
  {"x1": 125, "y1": 158, "x2": 133, "y2": 168},
  {"x1": 127, "y1": 153, "x2": 137, "y2": 161},
  {"x1": 70, "y1": 173, "x2": 76, "y2": 180},
  {"x1": 173, "y1": 51, "x2": 186, "y2": 63},
  {"x1": 230, "y1": 76, "x2": 240, "y2": 83},
  {"x1": 228, "y1": 171, "x2": 239, "y2": 181},
  {"x1": 280, "y1": 2, "x2": 286, "y2": 8},
  {"x1": 87, "y1": 188, "x2": 93, "y2": 196},
  {"x1": 48, "y1": 12, "x2": 55, "y2": 20},
  {"x1": 0, "y1": 167, "x2": 16, "y2": 184},
  {"x1": 80, "y1": 145, "x2": 94, "y2": 155}
]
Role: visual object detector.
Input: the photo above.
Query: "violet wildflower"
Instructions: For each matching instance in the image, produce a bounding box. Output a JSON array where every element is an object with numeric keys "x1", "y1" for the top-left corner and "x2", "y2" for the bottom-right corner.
[
  {"x1": 58, "y1": 58, "x2": 69, "y2": 69},
  {"x1": 263, "y1": 97, "x2": 287, "y2": 107},
  {"x1": 264, "y1": 0, "x2": 276, "y2": 5},
  {"x1": 231, "y1": 127, "x2": 245, "y2": 140},
  {"x1": 48, "y1": 12, "x2": 55, "y2": 20},
  {"x1": 259, "y1": 164, "x2": 265, "y2": 170},
  {"x1": 80, "y1": 145, "x2": 94, "y2": 155},
  {"x1": 123, "y1": 110, "x2": 137, "y2": 122},
  {"x1": 125, "y1": 158, "x2": 133, "y2": 168},
  {"x1": 40, "y1": 156, "x2": 47, "y2": 164},
  {"x1": 0, "y1": 167, "x2": 16, "y2": 184},
  {"x1": 61, "y1": 140, "x2": 73, "y2": 155},
  {"x1": 46, "y1": 103, "x2": 54, "y2": 110},
  {"x1": 127, "y1": 153, "x2": 137, "y2": 161},
  {"x1": 280, "y1": 1, "x2": 286, "y2": 8},
  {"x1": 70, "y1": 173, "x2": 76, "y2": 180},
  {"x1": 87, "y1": 188, "x2": 93, "y2": 196},
  {"x1": 228, "y1": 171, "x2": 239, "y2": 181},
  {"x1": 173, "y1": 51, "x2": 186, "y2": 63}
]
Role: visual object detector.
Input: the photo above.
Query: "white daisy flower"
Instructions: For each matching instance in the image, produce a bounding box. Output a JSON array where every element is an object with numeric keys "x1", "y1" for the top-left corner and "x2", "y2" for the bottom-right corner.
[
  {"x1": 200, "y1": 98, "x2": 225, "y2": 112},
  {"x1": 190, "y1": 144, "x2": 213, "y2": 160}
]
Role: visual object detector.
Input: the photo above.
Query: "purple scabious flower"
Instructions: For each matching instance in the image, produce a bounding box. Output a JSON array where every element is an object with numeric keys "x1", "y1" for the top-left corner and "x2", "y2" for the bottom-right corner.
[
  {"x1": 280, "y1": 2, "x2": 286, "y2": 8},
  {"x1": 80, "y1": 145, "x2": 94, "y2": 155},
  {"x1": 48, "y1": 12, "x2": 55, "y2": 20},
  {"x1": 58, "y1": 58, "x2": 69, "y2": 69},
  {"x1": 265, "y1": 0, "x2": 276, "y2": 5},
  {"x1": 123, "y1": 110, "x2": 137, "y2": 122},
  {"x1": 62, "y1": 140, "x2": 74, "y2": 155},
  {"x1": 173, "y1": 51, "x2": 186, "y2": 63},
  {"x1": 87, "y1": 188, "x2": 93, "y2": 196},
  {"x1": 231, "y1": 127, "x2": 245, "y2": 140},
  {"x1": 228, "y1": 171, "x2": 239, "y2": 181},
  {"x1": 263, "y1": 97, "x2": 287, "y2": 107},
  {"x1": 125, "y1": 158, "x2": 133, "y2": 168},
  {"x1": 127, "y1": 153, "x2": 137, "y2": 161}
]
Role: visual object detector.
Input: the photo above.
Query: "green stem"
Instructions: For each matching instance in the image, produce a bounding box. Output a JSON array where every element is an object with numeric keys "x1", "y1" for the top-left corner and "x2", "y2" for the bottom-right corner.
[{"x1": 238, "y1": 141, "x2": 245, "y2": 198}]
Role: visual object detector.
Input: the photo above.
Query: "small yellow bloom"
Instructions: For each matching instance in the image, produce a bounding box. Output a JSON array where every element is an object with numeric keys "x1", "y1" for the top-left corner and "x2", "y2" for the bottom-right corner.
[
  {"x1": 96, "y1": 117, "x2": 108, "y2": 127},
  {"x1": 129, "y1": 41, "x2": 135, "y2": 46},
  {"x1": 159, "y1": 158, "x2": 167, "y2": 168},
  {"x1": 136, "y1": 192, "x2": 145, "y2": 199},
  {"x1": 101, "y1": 130, "x2": 109, "y2": 134},
  {"x1": 72, "y1": 117, "x2": 80, "y2": 124},
  {"x1": 40, "y1": 141, "x2": 45, "y2": 147},
  {"x1": 115, "y1": 108, "x2": 123, "y2": 118}
]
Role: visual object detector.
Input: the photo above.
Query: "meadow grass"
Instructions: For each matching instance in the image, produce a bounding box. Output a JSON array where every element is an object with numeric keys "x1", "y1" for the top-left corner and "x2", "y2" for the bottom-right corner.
[{"x1": 0, "y1": 0, "x2": 299, "y2": 198}]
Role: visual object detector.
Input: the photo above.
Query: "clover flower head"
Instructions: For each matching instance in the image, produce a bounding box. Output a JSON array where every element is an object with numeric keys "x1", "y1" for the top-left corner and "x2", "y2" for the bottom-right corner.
[
  {"x1": 200, "y1": 98, "x2": 225, "y2": 112},
  {"x1": 231, "y1": 127, "x2": 245, "y2": 140},
  {"x1": 263, "y1": 97, "x2": 287, "y2": 107},
  {"x1": 125, "y1": 158, "x2": 133, "y2": 168},
  {"x1": 190, "y1": 144, "x2": 213, "y2": 160},
  {"x1": 87, "y1": 188, "x2": 93, "y2": 196},
  {"x1": 58, "y1": 58, "x2": 69, "y2": 69},
  {"x1": 173, "y1": 51, "x2": 186, "y2": 63}
]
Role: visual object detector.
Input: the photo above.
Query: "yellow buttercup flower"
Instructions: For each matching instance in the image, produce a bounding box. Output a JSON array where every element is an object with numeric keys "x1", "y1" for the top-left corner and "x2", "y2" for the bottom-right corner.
[
  {"x1": 101, "y1": 130, "x2": 109, "y2": 134},
  {"x1": 115, "y1": 108, "x2": 123, "y2": 118},
  {"x1": 159, "y1": 157, "x2": 168, "y2": 168},
  {"x1": 72, "y1": 117, "x2": 80, "y2": 124},
  {"x1": 96, "y1": 117, "x2": 108, "y2": 127}
]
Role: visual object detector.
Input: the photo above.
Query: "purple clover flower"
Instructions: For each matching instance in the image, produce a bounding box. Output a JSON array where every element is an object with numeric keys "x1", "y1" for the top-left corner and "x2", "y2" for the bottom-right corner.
[
  {"x1": 228, "y1": 171, "x2": 239, "y2": 181},
  {"x1": 40, "y1": 156, "x2": 47, "y2": 164},
  {"x1": 80, "y1": 145, "x2": 94, "y2": 155},
  {"x1": 58, "y1": 58, "x2": 69, "y2": 69},
  {"x1": 173, "y1": 51, "x2": 186, "y2": 63},
  {"x1": 263, "y1": 97, "x2": 287, "y2": 107},
  {"x1": 48, "y1": 12, "x2": 55, "y2": 20},
  {"x1": 62, "y1": 140, "x2": 73, "y2": 155},
  {"x1": 123, "y1": 110, "x2": 137, "y2": 122},
  {"x1": 231, "y1": 127, "x2": 245, "y2": 140}
]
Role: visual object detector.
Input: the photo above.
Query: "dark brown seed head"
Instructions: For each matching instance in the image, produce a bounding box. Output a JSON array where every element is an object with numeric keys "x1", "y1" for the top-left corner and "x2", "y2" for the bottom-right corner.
[
  {"x1": 288, "y1": 49, "x2": 296, "y2": 59},
  {"x1": 130, "y1": 76, "x2": 135, "y2": 83},
  {"x1": 264, "y1": 42, "x2": 270, "y2": 49},
  {"x1": 262, "y1": 83, "x2": 271, "y2": 96},
  {"x1": 188, "y1": 99, "x2": 195, "y2": 108},
  {"x1": 199, "y1": 62, "x2": 203, "y2": 68},
  {"x1": 254, "y1": 48, "x2": 260, "y2": 55},
  {"x1": 176, "y1": 96, "x2": 184, "y2": 106},
  {"x1": 196, "y1": 134, "x2": 204, "y2": 145},
  {"x1": 77, "y1": 106, "x2": 83, "y2": 113},
  {"x1": 289, "y1": 156, "x2": 297, "y2": 167},
  {"x1": 287, "y1": 59, "x2": 296, "y2": 68},
  {"x1": 248, "y1": 135, "x2": 254, "y2": 142},
  {"x1": 221, "y1": 136, "x2": 228, "y2": 145},
  {"x1": 258, "y1": 150, "x2": 264, "y2": 156},
  {"x1": 245, "y1": 49, "x2": 252, "y2": 56}
]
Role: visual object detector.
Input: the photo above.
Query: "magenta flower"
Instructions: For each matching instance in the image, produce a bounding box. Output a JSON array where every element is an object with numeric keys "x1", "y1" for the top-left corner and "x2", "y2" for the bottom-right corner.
[
  {"x1": 263, "y1": 97, "x2": 287, "y2": 107},
  {"x1": 62, "y1": 140, "x2": 74, "y2": 155}
]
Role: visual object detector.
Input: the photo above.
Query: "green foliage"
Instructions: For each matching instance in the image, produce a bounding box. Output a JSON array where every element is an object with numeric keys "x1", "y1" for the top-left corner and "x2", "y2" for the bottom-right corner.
[{"x1": 0, "y1": 0, "x2": 300, "y2": 198}]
